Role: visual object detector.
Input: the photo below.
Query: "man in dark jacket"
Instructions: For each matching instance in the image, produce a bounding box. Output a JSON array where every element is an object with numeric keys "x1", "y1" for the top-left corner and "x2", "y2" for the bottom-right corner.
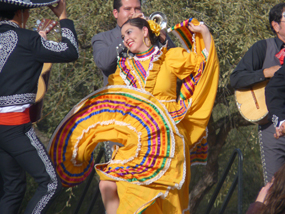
[{"x1": 0, "y1": 0, "x2": 78, "y2": 213}]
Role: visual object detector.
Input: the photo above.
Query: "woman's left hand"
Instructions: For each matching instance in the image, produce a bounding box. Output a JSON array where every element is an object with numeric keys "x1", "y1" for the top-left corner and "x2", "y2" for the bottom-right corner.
[
  {"x1": 187, "y1": 22, "x2": 209, "y2": 35},
  {"x1": 188, "y1": 22, "x2": 211, "y2": 53}
]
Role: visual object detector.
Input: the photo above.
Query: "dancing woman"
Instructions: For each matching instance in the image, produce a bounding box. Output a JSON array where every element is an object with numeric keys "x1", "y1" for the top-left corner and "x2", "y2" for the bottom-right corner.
[{"x1": 49, "y1": 17, "x2": 219, "y2": 214}]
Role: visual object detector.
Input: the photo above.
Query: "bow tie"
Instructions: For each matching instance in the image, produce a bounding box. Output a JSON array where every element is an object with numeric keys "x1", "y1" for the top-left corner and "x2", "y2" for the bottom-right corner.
[{"x1": 275, "y1": 47, "x2": 285, "y2": 65}]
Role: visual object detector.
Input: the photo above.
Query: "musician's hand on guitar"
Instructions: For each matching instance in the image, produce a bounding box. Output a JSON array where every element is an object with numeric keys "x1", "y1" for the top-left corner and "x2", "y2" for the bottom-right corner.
[
  {"x1": 263, "y1": 65, "x2": 281, "y2": 78},
  {"x1": 38, "y1": 31, "x2": 47, "y2": 40},
  {"x1": 49, "y1": 0, "x2": 67, "y2": 20}
]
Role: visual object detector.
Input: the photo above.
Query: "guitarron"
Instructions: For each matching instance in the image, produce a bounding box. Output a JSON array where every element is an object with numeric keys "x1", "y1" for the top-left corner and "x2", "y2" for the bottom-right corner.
[{"x1": 235, "y1": 80, "x2": 269, "y2": 125}]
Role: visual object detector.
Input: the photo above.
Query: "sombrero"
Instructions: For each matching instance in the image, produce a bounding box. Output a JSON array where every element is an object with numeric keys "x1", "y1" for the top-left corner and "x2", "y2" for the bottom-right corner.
[{"x1": 0, "y1": 0, "x2": 59, "y2": 11}]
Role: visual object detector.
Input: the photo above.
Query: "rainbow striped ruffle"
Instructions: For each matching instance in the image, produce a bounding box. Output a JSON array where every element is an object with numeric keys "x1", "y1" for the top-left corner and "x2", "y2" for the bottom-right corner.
[{"x1": 48, "y1": 86, "x2": 185, "y2": 187}]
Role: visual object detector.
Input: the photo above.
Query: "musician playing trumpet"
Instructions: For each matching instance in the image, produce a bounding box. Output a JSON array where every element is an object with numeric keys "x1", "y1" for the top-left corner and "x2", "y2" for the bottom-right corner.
[{"x1": 0, "y1": 0, "x2": 78, "y2": 213}]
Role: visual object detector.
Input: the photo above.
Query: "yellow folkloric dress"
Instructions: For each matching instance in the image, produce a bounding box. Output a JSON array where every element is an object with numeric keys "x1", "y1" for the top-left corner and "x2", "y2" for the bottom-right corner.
[{"x1": 48, "y1": 21, "x2": 219, "y2": 214}]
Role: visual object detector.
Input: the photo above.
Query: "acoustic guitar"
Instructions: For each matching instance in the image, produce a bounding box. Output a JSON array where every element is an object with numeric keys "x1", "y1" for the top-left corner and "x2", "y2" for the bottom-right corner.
[
  {"x1": 30, "y1": 19, "x2": 58, "y2": 123},
  {"x1": 235, "y1": 80, "x2": 269, "y2": 125}
]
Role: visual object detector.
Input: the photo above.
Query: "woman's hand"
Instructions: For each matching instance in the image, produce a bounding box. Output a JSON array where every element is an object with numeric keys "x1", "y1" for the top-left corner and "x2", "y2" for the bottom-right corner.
[
  {"x1": 49, "y1": 0, "x2": 67, "y2": 20},
  {"x1": 188, "y1": 22, "x2": 211, "y2": 53}
]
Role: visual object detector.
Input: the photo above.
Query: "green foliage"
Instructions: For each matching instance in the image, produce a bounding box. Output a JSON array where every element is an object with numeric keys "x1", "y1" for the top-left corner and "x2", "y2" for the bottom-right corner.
[{"x1": 21, "y1": 0, "x2": 281, "y2": 213}]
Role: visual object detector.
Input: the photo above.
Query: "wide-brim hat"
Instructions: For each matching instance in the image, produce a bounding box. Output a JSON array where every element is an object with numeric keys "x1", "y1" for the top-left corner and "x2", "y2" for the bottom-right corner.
[{"x1": 0, "y1": 0, "x2": 59, "y2": 11}]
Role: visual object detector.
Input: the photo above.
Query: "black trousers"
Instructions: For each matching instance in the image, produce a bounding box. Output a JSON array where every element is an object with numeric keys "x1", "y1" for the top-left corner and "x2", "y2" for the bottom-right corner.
[
  {"x1": 0, "y1": 123, "x2": 61, "y2": 214},
  {"x1": 259, "y1": 122, "x2": 285, "y2": 184}
]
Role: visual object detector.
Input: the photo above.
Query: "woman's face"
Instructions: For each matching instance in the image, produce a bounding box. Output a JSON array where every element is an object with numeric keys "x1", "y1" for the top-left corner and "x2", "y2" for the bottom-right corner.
[{"x1": 121, "y1": 23, "x2": 149, "y2": 53}]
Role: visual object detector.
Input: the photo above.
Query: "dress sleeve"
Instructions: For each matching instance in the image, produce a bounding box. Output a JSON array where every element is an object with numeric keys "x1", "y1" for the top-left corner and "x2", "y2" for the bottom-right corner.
[
  {"x1": 182, "y1": 37, "x2": 220, "y2": 146},
  {"x1": 165, "y1": 47, "x2": 205, "y2": 80},
  {"x1": 30, "y1": 19, "x2": 79, "y2": 63}
]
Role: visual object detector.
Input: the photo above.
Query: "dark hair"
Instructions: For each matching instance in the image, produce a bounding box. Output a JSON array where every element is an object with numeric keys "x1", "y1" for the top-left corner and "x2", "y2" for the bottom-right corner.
[
  {"x1": 260, "y1": 164, "x2": 285, "y2": 214},
  {"x1": 113, "y1": 0, "x2": 141, "y2": 11},
  {"x1": 121, "y1": 17, "x2": 158, "y2": 45},
  {"x1": 0, "y1": 10, "x2": 17, "y2": 20},
  {"x1": 269, "y1": 3, "x2": 285, "y2": 34}
]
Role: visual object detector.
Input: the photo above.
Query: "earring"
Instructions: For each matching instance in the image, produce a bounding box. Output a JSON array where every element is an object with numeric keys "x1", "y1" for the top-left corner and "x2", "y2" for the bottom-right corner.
[
  {"x1": 143, "y1": 38, "x2": 151, "y2": 47},
  {"x1": 143, "y1": 38, "x2": 147, "y2": 47},
  {"x1": 127, "y1": 48, "x2": 130, "y2": 58},
  {"x1": 147, "y1": 38, "x2": 151, "y2": 47}
]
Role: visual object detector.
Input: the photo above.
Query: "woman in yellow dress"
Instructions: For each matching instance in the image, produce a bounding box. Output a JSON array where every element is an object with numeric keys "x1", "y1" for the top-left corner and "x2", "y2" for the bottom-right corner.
[{"x1": 48, "y1": 17, "x2": 219, "y2": 214}]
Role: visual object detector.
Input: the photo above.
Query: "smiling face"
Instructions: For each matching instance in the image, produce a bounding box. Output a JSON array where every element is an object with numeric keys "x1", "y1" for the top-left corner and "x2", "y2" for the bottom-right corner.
[{"x1": 121, "y1": 22, "x2": 149, "y2": 53}]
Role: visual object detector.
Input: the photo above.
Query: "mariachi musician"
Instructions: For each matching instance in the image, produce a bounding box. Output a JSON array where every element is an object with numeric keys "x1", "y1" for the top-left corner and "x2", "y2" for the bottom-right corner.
[
  {"x1": 0, "y1": 0, "x2": 78, "y2": 213},
  {"x1": 230, "y1": 3, "x2": 285, "y2": 185}
]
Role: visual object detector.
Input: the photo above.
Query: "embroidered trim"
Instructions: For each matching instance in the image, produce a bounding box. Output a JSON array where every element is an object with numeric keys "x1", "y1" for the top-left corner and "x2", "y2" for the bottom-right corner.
[
  {"x1": 25, "y1": 128, "x2": 59, "y2": 214},
  {"x1": 258, "y1": 128, "x2": 268, "y2": 185},
  {"x1": 0, "y1": 93, "x2": 36, "y2": 107},
  {"x1": 41, "y1": 37, "x2": 68, "y2": 52},
  {"x1": 135, "y1": 192, "x2": 164, "y2": 214},
  {"x1": 125, "y1": 60, "x2": 142, "y2": 88},
  {"x1": 119, "y1": 45, "x2": 165, "y2": 89},
  {"x1": 0, "y1": 20, "x2": 20, "y2": 28},
  {"x1": 201, "y1": 48, "x2": 209, "y2": 61},
  {"x1": 61, "y1": 28, "x2": 79, "y2": 56},
  {"x1": 192, "y1": 33, "x2": 196, "y2": 53},
  {"x1": 0, "y1": 30, "x2": 18, "y2": 73},
  {"x1": 0, "y1": 0, "x2": 59, "y2": 8},
  {"x1": 133, "y1": 46, "x2": 160, "y2": 61},
  {"x1": 272, "y1": 115, "x2": 279, "y2": 128},
  {"x1": 159, "y1": 99, "x2": 176, "y2": 103},
  {"x1": 189, "y1": 127, "x2": 208, "y2": 166}
]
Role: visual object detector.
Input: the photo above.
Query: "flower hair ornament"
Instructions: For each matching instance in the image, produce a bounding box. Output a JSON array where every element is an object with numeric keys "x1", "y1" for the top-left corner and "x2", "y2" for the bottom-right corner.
[{"x1": 147, "y1": 20, "x2": 161, "y2": 37}]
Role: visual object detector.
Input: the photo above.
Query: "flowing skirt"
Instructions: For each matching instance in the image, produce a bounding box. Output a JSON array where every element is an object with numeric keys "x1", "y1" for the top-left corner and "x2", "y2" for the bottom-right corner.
[{"x1": 48, "y1": 86, "x2": 190, "y2": 213}]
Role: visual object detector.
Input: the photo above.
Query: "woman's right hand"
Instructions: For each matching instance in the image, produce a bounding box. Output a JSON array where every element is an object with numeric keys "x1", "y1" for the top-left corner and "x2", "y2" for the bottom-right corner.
[{"x1": 49, "y1": 0, "x2": 67, "y2": 20}]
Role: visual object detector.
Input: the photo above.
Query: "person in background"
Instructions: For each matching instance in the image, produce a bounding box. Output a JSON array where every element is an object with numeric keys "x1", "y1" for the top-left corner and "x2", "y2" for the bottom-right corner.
[
  {"x1": 230, "y1": 3, "x2": 285, "y2": 184},
  {"x1": 0, "y1": 0, "x2": 79, "y2": 213},
  {"x1": 246, "y1": 163, "x2": 285, "y2": 214}
]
